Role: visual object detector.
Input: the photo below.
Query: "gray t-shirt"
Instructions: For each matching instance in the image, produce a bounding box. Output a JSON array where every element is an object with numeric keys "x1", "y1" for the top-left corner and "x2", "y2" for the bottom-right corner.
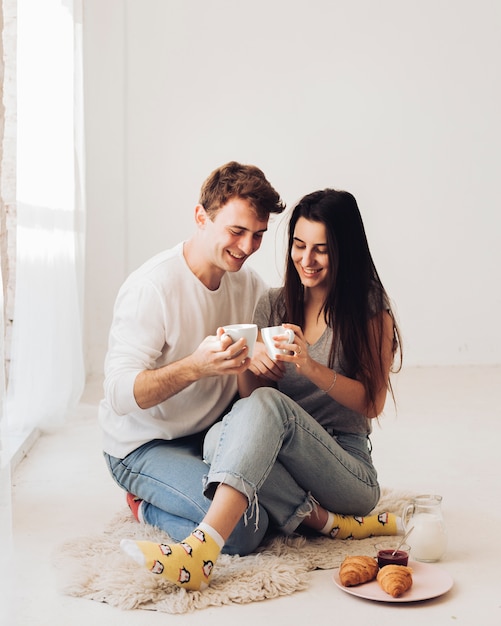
[{"x1": 253, "y1": 288, "x2": 371, "y2": 436}]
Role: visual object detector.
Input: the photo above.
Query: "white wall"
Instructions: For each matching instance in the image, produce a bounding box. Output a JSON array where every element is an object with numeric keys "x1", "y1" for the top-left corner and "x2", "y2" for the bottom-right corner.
[{"x1": 83, "y1": 0, "x2": 501, "y2": 377}]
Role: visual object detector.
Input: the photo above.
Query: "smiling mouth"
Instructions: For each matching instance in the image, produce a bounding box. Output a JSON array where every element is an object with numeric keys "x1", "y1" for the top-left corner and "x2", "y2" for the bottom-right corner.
[
  {"x1": 228, "y1": 251, "x2": 246, "y2": 260},
  {"x1": 301, "y1": 267, "x2": 322, "y2": 275}
]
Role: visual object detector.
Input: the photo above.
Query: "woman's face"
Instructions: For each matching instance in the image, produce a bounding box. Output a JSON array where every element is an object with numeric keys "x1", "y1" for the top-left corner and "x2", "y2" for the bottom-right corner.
[{"x1": 291, "y1": 217, "x2": 330, "y2": 290}]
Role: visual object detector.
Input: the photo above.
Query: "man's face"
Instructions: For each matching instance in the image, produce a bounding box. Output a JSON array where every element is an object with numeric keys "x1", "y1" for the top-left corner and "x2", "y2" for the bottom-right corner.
[{"x1": 202, "y1": 197, "x2": 269, "y2": 273}]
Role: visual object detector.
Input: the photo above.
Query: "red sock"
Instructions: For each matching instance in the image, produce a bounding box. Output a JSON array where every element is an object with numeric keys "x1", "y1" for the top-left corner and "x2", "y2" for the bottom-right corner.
[{"x1": 126, "y1": 492, "x2": 143, "y2": 523}]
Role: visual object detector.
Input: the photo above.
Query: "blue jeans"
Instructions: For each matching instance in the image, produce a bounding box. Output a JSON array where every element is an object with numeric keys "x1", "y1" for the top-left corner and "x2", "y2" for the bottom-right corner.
[
  {"x1": 203, "y1": 387, "x2": 380, "y2": 534},
  {"x1": 104, "y1": 432, "x2": 269, "y2": 556}
]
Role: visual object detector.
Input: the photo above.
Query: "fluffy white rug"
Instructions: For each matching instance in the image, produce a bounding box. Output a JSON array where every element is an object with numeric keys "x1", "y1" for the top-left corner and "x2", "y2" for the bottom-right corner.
[{"x1": 54, "y1": 487, "x2": 415, "y2": 614}]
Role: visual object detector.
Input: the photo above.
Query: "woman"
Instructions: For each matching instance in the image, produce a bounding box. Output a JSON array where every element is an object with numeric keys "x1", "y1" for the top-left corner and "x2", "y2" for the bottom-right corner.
[{"x1": 122, "y1": 189, "x2": 403, "y2": 590}]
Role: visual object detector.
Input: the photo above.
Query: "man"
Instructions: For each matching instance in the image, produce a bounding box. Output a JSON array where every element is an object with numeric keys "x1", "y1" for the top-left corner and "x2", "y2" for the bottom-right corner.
[{"x1": 99, "y1": 161, "x2": 285, "y2": 555}]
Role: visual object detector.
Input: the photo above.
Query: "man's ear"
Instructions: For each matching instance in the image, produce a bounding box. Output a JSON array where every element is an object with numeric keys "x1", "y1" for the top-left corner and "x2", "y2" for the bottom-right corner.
[{"x1": 194, "y1": 204, "x2": 208, "y2": 228}]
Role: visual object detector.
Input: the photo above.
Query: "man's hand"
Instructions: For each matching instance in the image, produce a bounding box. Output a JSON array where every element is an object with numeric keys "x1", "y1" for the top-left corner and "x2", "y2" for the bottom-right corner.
[{"x1": 190, "y1": 330, "x2": 252, "y2": 378}]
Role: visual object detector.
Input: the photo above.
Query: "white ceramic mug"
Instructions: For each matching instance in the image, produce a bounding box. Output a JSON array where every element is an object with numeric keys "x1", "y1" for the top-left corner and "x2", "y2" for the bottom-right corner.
[
  {"x1": 261, "y1": 325, "x2": 294, "y2": 360},
  {"x1": 222, "y1": 323, "x2": 258, "y2": 357}
]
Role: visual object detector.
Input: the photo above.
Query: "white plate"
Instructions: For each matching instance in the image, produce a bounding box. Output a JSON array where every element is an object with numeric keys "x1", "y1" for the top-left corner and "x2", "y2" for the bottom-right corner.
[{"x1": 332, "y1": 560, "x2": 453, "y2": 603}]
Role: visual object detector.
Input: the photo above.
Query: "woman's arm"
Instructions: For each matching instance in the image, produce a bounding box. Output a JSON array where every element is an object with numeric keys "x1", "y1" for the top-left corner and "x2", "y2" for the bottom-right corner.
[{"x1": 278, "y1": 312, "x2": 395, "y2": 418}]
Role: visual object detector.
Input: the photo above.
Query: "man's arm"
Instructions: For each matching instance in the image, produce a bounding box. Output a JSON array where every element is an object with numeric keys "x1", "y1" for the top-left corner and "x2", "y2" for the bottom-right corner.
[{"x1": 133, "y1": 331, "x2": 253, "y2": 409}]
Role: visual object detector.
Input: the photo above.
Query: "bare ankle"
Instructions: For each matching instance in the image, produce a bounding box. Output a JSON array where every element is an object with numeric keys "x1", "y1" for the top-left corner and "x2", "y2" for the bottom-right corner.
[{"x1": 302, "y1": 506, "x2": 328, "y2": 531}]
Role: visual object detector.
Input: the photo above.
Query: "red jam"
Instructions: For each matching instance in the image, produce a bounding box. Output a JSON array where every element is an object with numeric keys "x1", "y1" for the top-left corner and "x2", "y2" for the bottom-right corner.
[{"x1": 377, "y1": 549, "x2": 409, "y2": 568}]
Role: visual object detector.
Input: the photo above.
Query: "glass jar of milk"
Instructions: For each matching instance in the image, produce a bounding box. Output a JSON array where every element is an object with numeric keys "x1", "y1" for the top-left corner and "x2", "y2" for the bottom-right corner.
[{"x1": 402, "y1": 494, "x2": 448, "y2": 562}]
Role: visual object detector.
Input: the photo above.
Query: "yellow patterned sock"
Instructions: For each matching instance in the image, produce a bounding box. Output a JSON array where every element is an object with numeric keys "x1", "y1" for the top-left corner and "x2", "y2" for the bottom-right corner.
[
  {"x1": 321, "y1": 512, "x2": 399, "y2": 539},
  {"x1": 120, "y1": 523, "x2": 223, "y2": 590}
]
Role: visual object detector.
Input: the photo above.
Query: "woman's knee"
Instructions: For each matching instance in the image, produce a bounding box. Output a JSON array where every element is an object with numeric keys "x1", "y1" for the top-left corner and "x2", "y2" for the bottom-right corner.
[
  {"x1": 236, "y1": 387, "x2": 288, "y2": 423},
  {"x1": 251, "y1": 386, "x2": 283, "y2": 405},
  {"x1": 216, "y1": 387, "x2": 289, "y2": 446}
]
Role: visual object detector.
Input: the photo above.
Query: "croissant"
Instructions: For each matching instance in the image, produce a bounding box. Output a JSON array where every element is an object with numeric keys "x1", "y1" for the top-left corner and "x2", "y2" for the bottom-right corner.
[
  {"x1": 376, "y1": 564, "x2": 413, "y2": 597},
  {"x1": 339, "y1": 555, "x2": 379, "y2": 587}
]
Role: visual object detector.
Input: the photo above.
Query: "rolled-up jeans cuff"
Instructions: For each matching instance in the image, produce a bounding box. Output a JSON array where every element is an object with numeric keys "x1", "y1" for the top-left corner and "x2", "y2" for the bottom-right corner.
[
  {"x1": 204, "y1": 471, "x2": 264, "y2": 531},
  {"x1": 203, "y1": 470, "x2": 256, "y2": 505},
  {"x1": 279, "y1": 492, "x2": 318, "y2": 535},
  {"x1": 204, "y1": 471, "x2": 319, "y2": 536}
]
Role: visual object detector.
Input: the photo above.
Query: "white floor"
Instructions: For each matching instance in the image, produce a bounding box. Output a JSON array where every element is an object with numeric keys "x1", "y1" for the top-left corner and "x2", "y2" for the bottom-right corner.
[{"x1": 11, "y1": 366, "x2": 501, "y2": 625}]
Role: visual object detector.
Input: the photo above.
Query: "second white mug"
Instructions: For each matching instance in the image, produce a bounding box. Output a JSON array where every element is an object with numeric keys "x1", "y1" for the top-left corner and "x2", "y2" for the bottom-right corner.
[{"x1": 261, "y1": 325, "x2": 294, "y2": 360}]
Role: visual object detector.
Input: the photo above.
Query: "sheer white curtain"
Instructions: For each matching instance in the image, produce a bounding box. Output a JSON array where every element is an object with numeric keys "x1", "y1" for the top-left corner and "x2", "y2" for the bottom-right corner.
[
  {"x1": 6, "y1": 0, "x2": 86, "y2": 436},
  {"x1": 1, "y1": 1, "x2": 84, "y2": 616},
  {"x1": 0, "y1": 270, "x2": 15, "y2": 625}
]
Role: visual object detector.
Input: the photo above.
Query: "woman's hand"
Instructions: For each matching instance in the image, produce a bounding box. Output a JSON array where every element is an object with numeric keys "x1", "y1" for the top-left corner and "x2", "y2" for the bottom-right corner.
[{"x1": 275, "y1": 323, "x2": 311, "y2": 371}]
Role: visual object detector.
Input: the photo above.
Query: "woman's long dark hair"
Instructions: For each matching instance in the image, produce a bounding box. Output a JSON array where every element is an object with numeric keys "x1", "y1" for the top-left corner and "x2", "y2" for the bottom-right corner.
[{"x1": 280, "y1": 189, "x2": 402, "y2": 414}]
